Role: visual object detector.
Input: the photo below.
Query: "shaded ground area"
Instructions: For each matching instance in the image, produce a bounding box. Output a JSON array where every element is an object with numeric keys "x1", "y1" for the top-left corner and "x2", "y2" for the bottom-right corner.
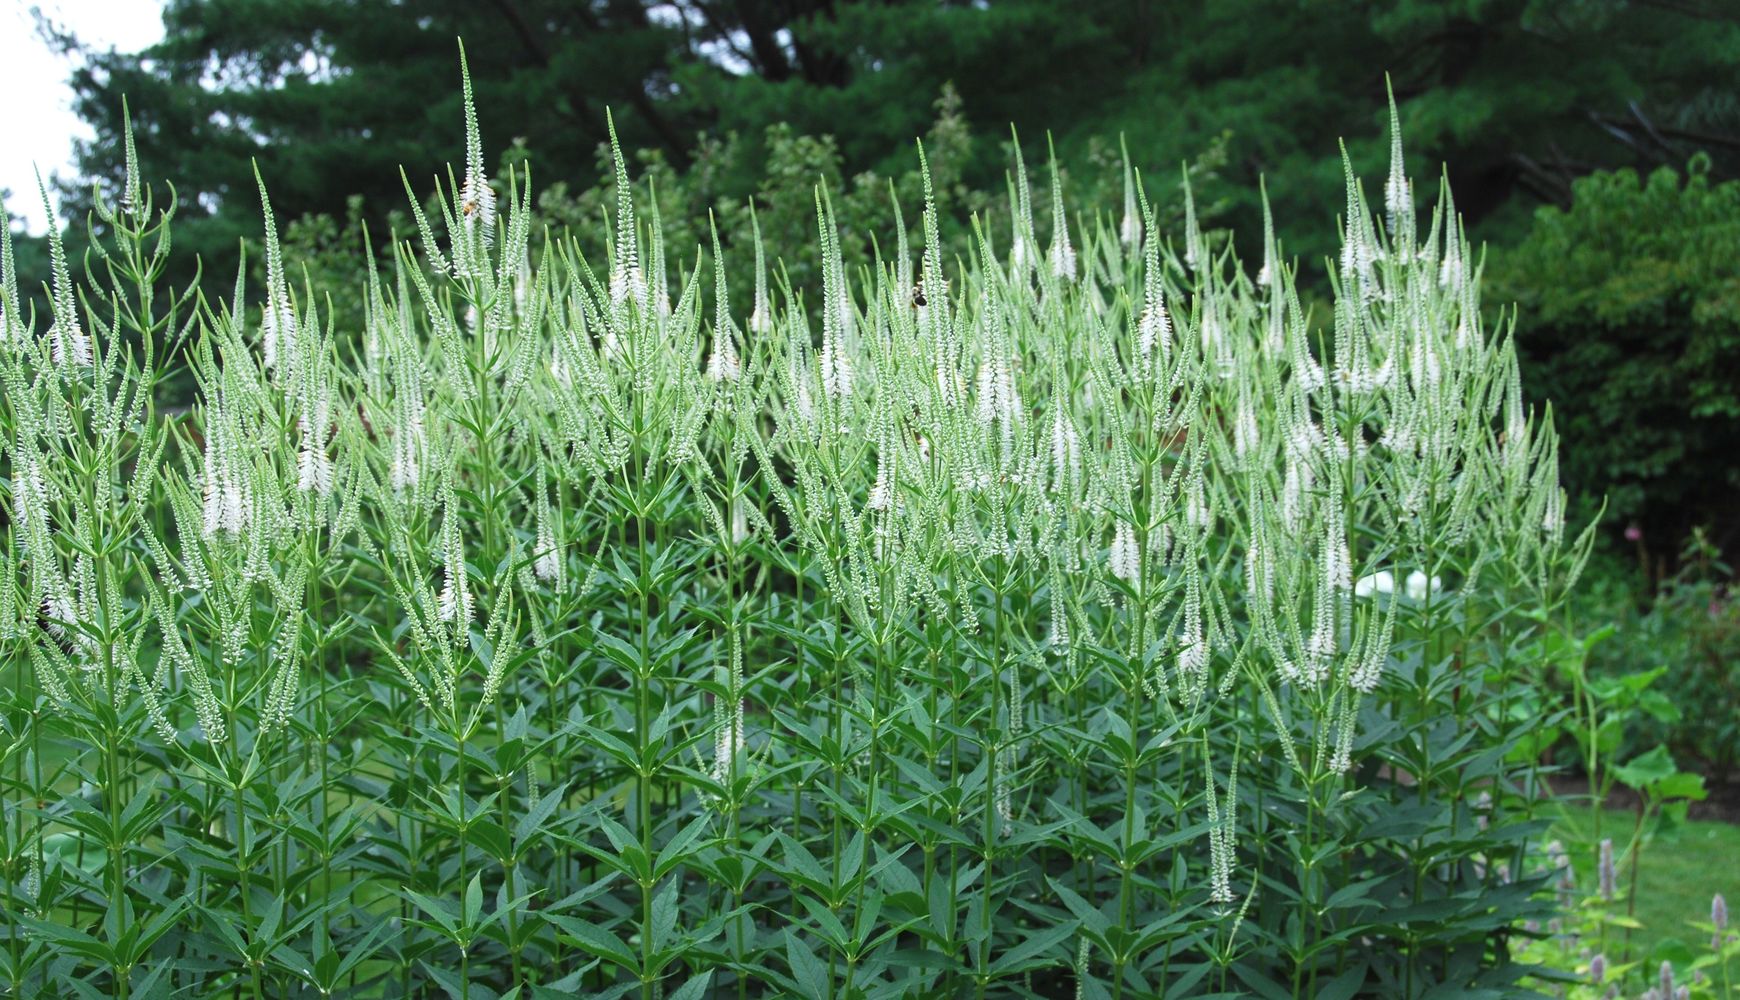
[{"x1": 1547, "y1": 773, "x2": 1740, "y2": 825}]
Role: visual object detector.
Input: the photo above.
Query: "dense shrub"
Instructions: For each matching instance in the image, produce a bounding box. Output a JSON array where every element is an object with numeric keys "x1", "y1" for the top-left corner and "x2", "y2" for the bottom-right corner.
[
  {"x1": 1577, "y1": 532, "x2": 1740, "y2": 778},
  {"x1": 0, "y1": 75, "x2": 1594, "y2": 998},
  {"x1": 1490, "y1": 158, "x2": 1740, "y2": 562}
]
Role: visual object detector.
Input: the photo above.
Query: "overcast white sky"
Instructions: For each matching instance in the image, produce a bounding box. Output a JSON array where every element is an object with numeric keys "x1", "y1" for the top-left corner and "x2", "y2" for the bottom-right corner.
[{"x1": 2, "y1": 0, "x2": 166, "y2": 234}]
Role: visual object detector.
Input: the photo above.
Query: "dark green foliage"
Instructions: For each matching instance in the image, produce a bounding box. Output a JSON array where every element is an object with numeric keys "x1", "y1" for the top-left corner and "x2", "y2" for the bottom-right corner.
[
  {"x1": 47, "y1": 0, "x2": 1740, "y2": 301},
  {"x1": 57, "y1": 0, "x2": 702, "y2": 285},
  {"x1": 0, "y1": 458, "x2": 1572, "y2": 999},
  {"x1": 1491, "y1": 158, "x2": 1740, "y2": 553},
  {"x1": 1578, "y1": 532, "x2": 1740, "y2": 777}
]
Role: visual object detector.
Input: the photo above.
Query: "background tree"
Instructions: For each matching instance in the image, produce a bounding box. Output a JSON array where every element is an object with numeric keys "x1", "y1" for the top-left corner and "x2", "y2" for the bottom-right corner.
[
  {"x1": 47, "y1": 0, "x2": 1740, "y2": 291},
  {"x1": 1491, "y1": 157, "x2": 1740, "y2": 561},
  {"x1": 52, "y1": 0, "x2": 705, "y2": 292}
]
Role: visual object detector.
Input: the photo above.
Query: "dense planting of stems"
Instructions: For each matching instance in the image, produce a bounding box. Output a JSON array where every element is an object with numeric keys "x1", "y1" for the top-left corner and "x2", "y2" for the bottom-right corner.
[{"x1": 0, "y1": 65, "x2": 1595, "y2": 998}]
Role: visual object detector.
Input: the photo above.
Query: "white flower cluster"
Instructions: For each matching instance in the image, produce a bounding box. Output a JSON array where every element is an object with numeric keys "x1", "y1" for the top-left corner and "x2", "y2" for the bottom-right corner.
[{"x1": 0, "y1": 74, "x2": 1595, "y2": 948}]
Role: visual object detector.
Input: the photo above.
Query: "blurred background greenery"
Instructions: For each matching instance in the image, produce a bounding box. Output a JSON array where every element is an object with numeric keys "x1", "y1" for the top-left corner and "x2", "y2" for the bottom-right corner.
[{"x1": 5, "y1": 0, "x2": 1739, "y2": 783}]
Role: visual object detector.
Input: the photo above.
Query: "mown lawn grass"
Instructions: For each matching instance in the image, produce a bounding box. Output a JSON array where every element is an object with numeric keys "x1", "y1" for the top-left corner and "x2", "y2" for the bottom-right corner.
[{"x1": 1552, "y1": 804, "x2": 1740, "y2": 962}]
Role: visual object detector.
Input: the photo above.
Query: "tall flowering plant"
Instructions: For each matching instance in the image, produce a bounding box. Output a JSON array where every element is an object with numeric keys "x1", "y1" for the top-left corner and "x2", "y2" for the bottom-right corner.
[{"x1": 0, "y1": 63, "x2": 1593, "y2": 999}]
